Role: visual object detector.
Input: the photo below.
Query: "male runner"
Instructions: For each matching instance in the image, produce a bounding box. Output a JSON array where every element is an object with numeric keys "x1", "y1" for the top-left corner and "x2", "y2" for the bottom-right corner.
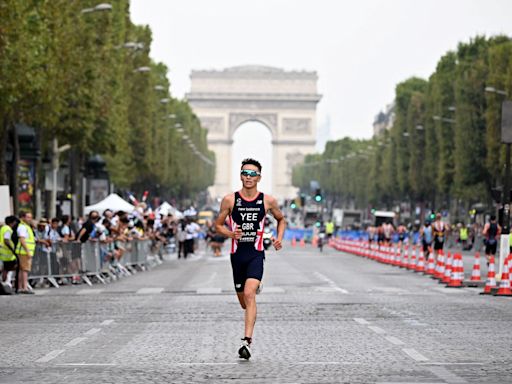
[
  {"x1": 432, "y1": 213, "x2": 446, "y2": 259},
  {"x1": 482, "y1": 215, "x2": 500, "y2": 265},
  {"x1": 215, "y1": 158, "x2": 286, "y2": 360}
]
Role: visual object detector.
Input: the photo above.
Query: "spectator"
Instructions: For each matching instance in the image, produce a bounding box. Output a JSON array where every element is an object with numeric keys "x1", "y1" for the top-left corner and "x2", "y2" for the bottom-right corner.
[
  {"x1": 59, "y1": 215, "x2": 74, "y2": 242},
  {"x1": 48, "y1": 218, "x2": 62, "y2": 246},
  {"x1": 1, "y1": 216, "x2": 19, "y2": 290},
  {"x1": 177, "y1": 220, "x2": 187, "y2": 259},
  {"x1": 15, "y1": 211, "x2": 36, "y2": 294},
  {"x1": 185, "y1": 218, "x2": 199, "y2": 258},
  {"x1": 35, "y1": 218, "x2": 51, "y2": 252},
  {"x1": 76, "y1": 211, "x2": 100, "y2": 243}
]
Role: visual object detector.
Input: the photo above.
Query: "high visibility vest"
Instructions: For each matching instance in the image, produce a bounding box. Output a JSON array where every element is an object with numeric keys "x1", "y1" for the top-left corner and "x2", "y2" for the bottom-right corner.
[
  {"x1": 460, "y1": 227, "x2": 469, "y2": 241},
  {"x1": 15, "y1": 222, "x2": 36, "y2": 256},
  {"x1": 325, "y1": 222, "x2": 335, "y2": 234},
  {"x1": 0, "y1": 225, "x2": 16, "y2": 262}
]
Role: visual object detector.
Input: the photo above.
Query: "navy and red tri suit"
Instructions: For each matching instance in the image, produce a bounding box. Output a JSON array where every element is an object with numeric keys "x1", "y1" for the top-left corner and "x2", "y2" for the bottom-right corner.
[{"x1": 229, "y1": 191, "x2": 266, "y2": 292}]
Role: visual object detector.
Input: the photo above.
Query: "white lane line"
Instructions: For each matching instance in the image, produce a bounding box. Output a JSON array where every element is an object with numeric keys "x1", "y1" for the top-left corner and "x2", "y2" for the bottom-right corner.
[
  {"x1": 428, "y1": 366, "x2": 467, "y2": 383},
  {"x1": 262, "y1": 287, "x2": 285, "y2": 293},
  {"x1": 377, "y1": 382, "x2": 443, "y2": 384},
  {"x1": 196, "y1": 287, "x2": 222, "y2": 294},
  {"x1": 101, "y1": 319, "x2": 115, "y2": 326},
  {"x1": 384, "y1": 336, "x2": 405, "y2": 346},
  {"x1": 35, "y1": 349, "x2": 65, "y2": 363},
  {"x1": 176, "y1": 362, "x2": 238, "y2": 366},
  {"x1": 136, "y1": 287, "x2": 164, "y2": 294},
  {"x1": 57, "y1": 363, "x2": 117, "y2": 366},
  {"x1": 65, "y1": 337, "x2": 87, "y2": 347},
  {"x1": 34, "y1": 290, "x2": 50, "y2": 295},
  {"x1": 314, "y1": 272, "x2": 349, "y2": 294},
  {"x1": 84, "y1": 328, "x2": 101, "y2": 336},
  {"x1": 433, "y1": 287, "x2": 468, "y2": 294},
  {"x1": 402, "y1": 348, "x2": 429, "y2": 362},
  {"x1": 367, "y1": 326, "x2": 386, "y2": 335},
  {"x1": 353, "y1": 318, "x2": 370, "y2": 325},
  {"x1": 77, "y1": 289, "x2": 103, "y2": 295},
  {"x1": 421, "y1": 362, "x2": 483, "y2": 366}
]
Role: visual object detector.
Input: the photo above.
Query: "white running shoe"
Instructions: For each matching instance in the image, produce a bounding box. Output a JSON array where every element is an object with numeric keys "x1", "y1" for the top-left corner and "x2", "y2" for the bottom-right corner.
[{"x1": 238, "y1": 338, "x2": 252, "y2": 360}]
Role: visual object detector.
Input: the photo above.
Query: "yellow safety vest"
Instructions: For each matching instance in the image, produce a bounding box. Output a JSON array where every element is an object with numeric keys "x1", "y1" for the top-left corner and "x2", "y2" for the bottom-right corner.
[
  {"x1": 15, "y1": 222, "x2": 36, "y2": 256},
  {"x1": 460, "y1": 227, "x2": 469, "y2": 241},
  {"x1": 326, "y1": 222, "x2": 335, "y2": 234},
  {"x1": 0, "y1": 225, "x2": 16, "y2": 262}
]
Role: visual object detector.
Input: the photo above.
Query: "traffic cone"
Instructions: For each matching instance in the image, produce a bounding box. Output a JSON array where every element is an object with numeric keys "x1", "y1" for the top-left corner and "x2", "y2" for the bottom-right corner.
[
  {"x1": 312, "y1": 236, "x2": 318, "y2": 247},
  {"x1": 470, "y1": 252, "x2": 482, "y2": 282},
  {"x1": 408, "y1": 245, "x2": 417, "y2": 270},
  {"x1": 291, "y1": 237, "x2": 296, "y2": 247},
  {"x1": 442, "y1": 252, "x2": 453, "y2": 283},
  {"x1": 434, "y1": 250, "x2": 445, "y2": 280},
  {"x1": 425, "y1": 247, "x2": 435, "y2": 275},
  {"x1": 494, "y1": 255, "x2": 512, "y2": 296},
  {"x1": 401, "y1": 245, "x2": 409, "y2": 268},
  {"x1": 415, "y1": 248, "x2": 425, "y2": 273},
  {"x1": 446, "y1": 253, "x2": 463, "y2": 288},
  {"x1": 481, "y1": 255, "x2": 497, "y2": 295},
  {"x1": 299, "y1": 237, "x2": 305, "y2": 247}
]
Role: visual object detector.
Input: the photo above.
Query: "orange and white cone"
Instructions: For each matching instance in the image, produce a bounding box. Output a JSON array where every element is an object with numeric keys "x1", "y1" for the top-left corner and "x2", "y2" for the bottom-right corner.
[
  {"x1": 291, "y1": 237, "x2": 296, "y2": 247},
  {"x1": 494, "y1": 254, "x2": 512, "y2": 296},
  {"x1": 299, "y1": 237, "x2": 305, "y2": 247},
  {"x1": 408, "y1": 245, "x2": 417, "y2": 270},
  {"x1": 312, "y1": 236, "x2": 318, "y2": 247},
  {"x1": 401, "y1": 245, "x2": 409, "y2": 268},
  {"x1": 442, "y1": 252, "x2": 453, "y2": 283},
  {"x1": 446, "y1": 253, "x2": 463, "y2": 288},
  {"x1": 481, "y1": 255, "x2": 497, "y2": 295},
  {"x1": 434, "y1": 250, "x2": 445, "y2": 280},
  {"x1": 470, "y1": 252, "x2": 482, "y2": 282},
  {"x1": 425, "y1": 247, "x2": 435, "y2": 275},
  {"x1": 415, "y1": 248, "x2": 425, "y2": 273}
]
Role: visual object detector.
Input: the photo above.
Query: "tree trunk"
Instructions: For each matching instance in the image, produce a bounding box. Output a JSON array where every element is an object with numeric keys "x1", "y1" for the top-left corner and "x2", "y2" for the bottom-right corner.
[{"x1": 11, "y1": 121, "x2": 20, "y2": 214}]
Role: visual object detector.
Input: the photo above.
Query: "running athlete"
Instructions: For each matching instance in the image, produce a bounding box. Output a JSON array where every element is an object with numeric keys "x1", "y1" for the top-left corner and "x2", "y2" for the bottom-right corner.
[
  {"x1": 432, "y1": 213, "x2": 446, "y2": 258},
  {"x1": 482, "y1": 215, "x2": 501, "y2": 265},
  {"x1": 382, "y1": 221, "x2": 395, "y2": 246},
  {"x1": 396, "y1": 223, "x2": 407, "y2": 248},
  {"x1": 421, "y1": 220, "x2": 433, "y2": 254},
  {"x1": 215, "y1": 158, "x2": 286, "y2": 360}
]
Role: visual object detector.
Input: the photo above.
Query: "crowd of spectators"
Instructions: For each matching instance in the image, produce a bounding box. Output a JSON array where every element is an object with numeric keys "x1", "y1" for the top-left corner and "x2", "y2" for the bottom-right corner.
[{"x1": 0, "y1": 205, "x2": 208, "y2": 294}]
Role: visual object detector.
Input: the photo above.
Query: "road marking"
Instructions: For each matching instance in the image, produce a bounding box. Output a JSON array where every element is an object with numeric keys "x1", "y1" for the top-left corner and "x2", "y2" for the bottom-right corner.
[
  {"x1": 65, "y1": 337, "x2": 87, "y2": 347},
  {"x1": 262, "y1": 286, "x2": 285, "y2": 293},
  {"x1": 84, "y1": 328, "x2": 101, "y2": 336},
  {"x1": 57, "y1": 363, "x2": 117, "y2": 366},
  {"x1": 428, "y1": 366, "x2": 467, "y2": 383},
  {"x1": 353, "y1": 318, "x2": 370, "y2": 325},
  {"x1": 196, "y1": 287, "x2": 222, "y2": 294},
  {"x1": 368, "y1": 326, "x2": 386, "y2": 335},
  {"x1": 34, "y1": 290, "x2": 49, "y2": 295},
  {"x1": 314, "y1": 272, "x2": 349, "y2": 294},
  {"x1": 35, "y1": 349, "x2": 65, "y2": 363},
  {"x1": 101, "y1": 319, "x2": 115, "y2": 326},
  {"x1": 402, "y1": 348, "x2": 429, "y2": 362},
  {"x1": 176, "y1": 362, "x2": 238, "y2": 366},
  {"x1": 377, "y1": 382, "x2": 443, "y2": 384},
  {"x1": 136, "y1": 287, "x2": 164, "y2": 294},
  {"x1": 421, "y1": 362, "x2": 483, "y2": 366},
  {"x1": 433, "y1": 287, "x2": 468, "y2": 294},
  {"x1": 384, "y1": 336, "x2": 405, "y2": 345},
  {"x1": 77, "y1": 289, "x2": 103, "y2": 295}
]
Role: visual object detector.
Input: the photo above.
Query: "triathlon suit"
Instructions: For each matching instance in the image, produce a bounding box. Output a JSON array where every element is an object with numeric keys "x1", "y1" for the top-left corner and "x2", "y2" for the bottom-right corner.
[
  {"x1": 485, "y1": 222, "x2": 498, "y2": 255},
  {"x1": 433, "y1": 221, "x2": 445, "y2": 250},
  {"x1": 229, "y1": 191, "x2": 266, "y2": 292},
  {"x1": 422, "y1": 226, "x2": 433, "y2": 253}
]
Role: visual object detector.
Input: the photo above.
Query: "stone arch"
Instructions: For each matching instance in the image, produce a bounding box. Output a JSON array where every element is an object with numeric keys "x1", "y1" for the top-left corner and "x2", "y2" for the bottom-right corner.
[{"x1": 186, "y1": 65, "x2": 321, "y2": 199}]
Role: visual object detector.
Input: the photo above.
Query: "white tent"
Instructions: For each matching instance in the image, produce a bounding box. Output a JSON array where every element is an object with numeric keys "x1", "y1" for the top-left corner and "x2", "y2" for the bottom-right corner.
[
  {"x1": 84, "y1": 193, "x2": 135, "y2": 215},
  {"x1": 156, "y1": 201, "x2": 183, "y2": 218}
]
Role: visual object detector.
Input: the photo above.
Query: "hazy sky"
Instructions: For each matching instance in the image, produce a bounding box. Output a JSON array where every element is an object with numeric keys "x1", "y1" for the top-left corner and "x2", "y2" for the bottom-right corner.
[{"x1": 131, "y1": 0, "x2": 512, "y2": 142}]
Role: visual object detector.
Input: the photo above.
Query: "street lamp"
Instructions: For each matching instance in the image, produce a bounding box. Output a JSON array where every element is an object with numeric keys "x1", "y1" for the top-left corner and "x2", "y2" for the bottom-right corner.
[
  {"x1": 416, "y1": 125, "x2": 424, "y2": 131},
  {"x1": 433, "y1": 115, "x2": 456, "y2": 124},
  {"x1": 81, "y1": 3, "x2": 112, "y2": 13},
  {"x1": 402, "y1": 132, "x2": 410, "y2": 137},
  {"x1": 154, "y1": 85, "x2": 166, "y2": 91},
  {"x1": 485, "y1": 86, "x2": 508, "y2": 97},
  {"x1": 134, "y1": 66, "x2": 151, "y2": 73},
  {"x1": 160, "y1": 98, "x2": 170, "y2": 104}
]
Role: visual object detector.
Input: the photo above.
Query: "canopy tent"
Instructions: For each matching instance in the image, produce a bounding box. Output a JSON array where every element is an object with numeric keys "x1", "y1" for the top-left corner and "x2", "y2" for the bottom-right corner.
[
  {"x1": 84, "y1": 193, "x2": 135, "y2": 215},
  {"x1": 156, "y1": 202, "x2": 183, "y2": 218}
]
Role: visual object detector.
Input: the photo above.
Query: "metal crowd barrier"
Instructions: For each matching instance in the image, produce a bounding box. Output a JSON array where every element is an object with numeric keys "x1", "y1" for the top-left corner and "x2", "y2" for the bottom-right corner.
[{"x1": 28, "y1": 238, "x2": 157, "y2": 288}]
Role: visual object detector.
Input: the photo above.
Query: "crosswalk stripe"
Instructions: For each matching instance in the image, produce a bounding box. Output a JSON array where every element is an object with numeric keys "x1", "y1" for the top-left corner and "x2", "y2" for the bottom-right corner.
[
  {"x1": 136, "y1": 287, "x2": 164, "y2": 294},
  {"x1": 196, "y1": 287, "x2": 222, "y2": 294},
  {"x1": 77, "y1": 289, "x2": 103, "y2": 295}
]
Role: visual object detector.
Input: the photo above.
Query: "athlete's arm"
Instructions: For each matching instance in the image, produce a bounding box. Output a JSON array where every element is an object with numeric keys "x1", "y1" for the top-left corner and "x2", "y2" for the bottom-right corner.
[
  {"x1": 266, "y1": 195, "x2": 286, "y2": 251},
  {"x1": 215, "y1": 194, "x2": 242, "y2": 240}
]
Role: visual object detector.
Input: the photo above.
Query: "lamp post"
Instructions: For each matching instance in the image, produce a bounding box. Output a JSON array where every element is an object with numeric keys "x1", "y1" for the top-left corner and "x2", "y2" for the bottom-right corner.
[
  {"x1": 81, "y1": 3, "x2": 112, "y2": 14},
  {"x1": 50, "y1": 138, "x2": 71, "y2": 218}
]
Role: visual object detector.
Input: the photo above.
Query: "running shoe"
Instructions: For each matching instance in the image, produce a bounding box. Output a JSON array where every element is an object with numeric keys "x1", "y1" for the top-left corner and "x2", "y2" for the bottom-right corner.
[
  {"x1": 256, "y1": 282, "x2": 262, "y2": 295},
  {"x1": 238, "y1": 338, "x2": 252, "y2": 360}
]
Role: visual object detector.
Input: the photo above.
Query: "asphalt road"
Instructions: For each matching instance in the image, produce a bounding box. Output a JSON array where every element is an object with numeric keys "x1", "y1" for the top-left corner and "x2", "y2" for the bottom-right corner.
[{"x1": 1, "y1": 242, "x2": 511, "y2": 383}]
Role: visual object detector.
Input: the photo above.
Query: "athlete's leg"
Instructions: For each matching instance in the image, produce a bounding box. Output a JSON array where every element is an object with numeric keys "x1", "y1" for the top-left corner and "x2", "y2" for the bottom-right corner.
[
  {"x1": 237, "y1": 292, "x2": 246, "y2": 309},
  {"x1": 243, "y1": 278, "x2": 260, "y2": 339}
]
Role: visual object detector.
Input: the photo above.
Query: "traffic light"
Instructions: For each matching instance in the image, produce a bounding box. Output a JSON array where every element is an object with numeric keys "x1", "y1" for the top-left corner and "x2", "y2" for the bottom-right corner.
[
  {"x1": 429, "y1": 213, "x2": 436, "y2": 220},
  {"x1": 290, "y1": 201, "x2": 297, "y2": 209},
  {"x1": 371, "y1": 208, "x2": 376, "y2": 214},
  {"x1": 314, "y1": 188, "x2": 322, "y2": 202}
]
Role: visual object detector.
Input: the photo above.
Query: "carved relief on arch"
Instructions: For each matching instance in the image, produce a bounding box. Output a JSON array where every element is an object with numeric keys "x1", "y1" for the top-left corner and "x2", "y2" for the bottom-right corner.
[
  {"x1": 200, "y1": 116, "x2": 225, "y2": 134},
  {"x1": 228, "y1": 113, "x2": 277, "y2": 138}
]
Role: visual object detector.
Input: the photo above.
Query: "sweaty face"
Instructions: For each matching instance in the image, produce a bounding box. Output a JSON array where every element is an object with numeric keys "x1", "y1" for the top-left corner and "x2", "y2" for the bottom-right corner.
[{"x1": 240, "y1": 164, "x2": 261, "y2": 189}]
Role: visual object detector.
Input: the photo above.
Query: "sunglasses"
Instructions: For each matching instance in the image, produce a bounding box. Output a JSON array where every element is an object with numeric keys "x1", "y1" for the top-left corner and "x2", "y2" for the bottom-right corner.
[{"x1": 240, "y1": 170, "x2": 260, "y2": 177}]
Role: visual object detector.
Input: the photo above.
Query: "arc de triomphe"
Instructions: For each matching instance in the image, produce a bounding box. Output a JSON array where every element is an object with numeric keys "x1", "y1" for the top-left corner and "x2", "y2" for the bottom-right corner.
[{"x1": 186, "y1": 65, "x2": 321, "y2": 199}]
